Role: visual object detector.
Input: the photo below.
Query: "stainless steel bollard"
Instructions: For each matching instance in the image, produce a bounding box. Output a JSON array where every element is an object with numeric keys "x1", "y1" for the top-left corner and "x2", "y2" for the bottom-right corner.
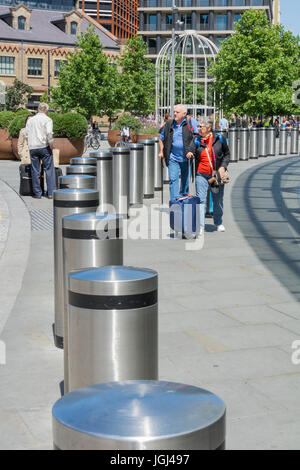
[
  {"x1": 139, "y1": 139, "x2": 155, "y2": 199},
  {"x1": 237, "y1": 128, "x2": 241, "y2": 160},
  {"x1": 62, "y1": 213, "x2": 123, "y2": 394},
  {"x1": 53, "y1": 189, "x2": 99, "y2": 349},
  {"x1": 70, "y1": 157, "x2": 97, "y2": 166},
  {"x1": 267, "y1": 127, "x2": 276, "y2": 156},
  {"x1": 58, "y1": 175, "x2": 96, "y2": 190},
  {"x1": 258, "y1": 128, "x2": 268, "y2": 157},
  {"x1": 52, "y1": 381, "x2": 226, "y2": 450},
  {"x1": 95, "y1": 151, "x2": 113, "y2": 212},
  {"x1": 67, "y1": 266, "x2": 158, "y2": 392},
  {"x1": 128, "y1": 142, "x2": 144, "y2": 207},
  {"x1": 66, "y1": 165, "x2": 97, "y2": 176},
  {"x1": 249, "y1": 128, "x2": 259, "y2": 159},
  {"x1": 239, "y1": 129, "x2": 249, "y2": 161},
  {"x1": 112, "y1": 147, "x2": 130, "y2": 218},
  {"x1": 228, "y1": 128, "x2": 238, "y2": 162},
  {"x1": 150, "y1": 136, "x2": 162, "y2": 191},
  {"x1": 290, "y1": 128, "x2": 299, "y2": 155},
  {"x1": 279, "y1": 129, "x2": 288, "y2": 155},
  {"x1": 163, "y1": 162, "x2": 169, "y2": 184}
]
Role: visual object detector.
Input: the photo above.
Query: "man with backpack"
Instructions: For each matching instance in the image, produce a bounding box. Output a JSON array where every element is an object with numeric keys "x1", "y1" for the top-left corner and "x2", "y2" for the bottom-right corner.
[{"x1": 158, "y1": 104, "x2": 198, "y2": 199}]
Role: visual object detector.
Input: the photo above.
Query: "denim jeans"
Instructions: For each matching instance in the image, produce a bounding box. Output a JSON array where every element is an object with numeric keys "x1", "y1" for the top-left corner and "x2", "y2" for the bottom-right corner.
[
  {"x1": 168, "y1": 159, "x2": 189, "y2": 200},
  {"x1": 30, "y1": 146, "x2": 56, "y2": 197},
  {"x1": 195, "y1": 173, "x2": 224, "y2": 229}
]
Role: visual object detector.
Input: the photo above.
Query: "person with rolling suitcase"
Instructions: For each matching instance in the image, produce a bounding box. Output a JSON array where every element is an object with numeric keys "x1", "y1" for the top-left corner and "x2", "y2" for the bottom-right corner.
[
  {"x1": 188, "y1": 117, "x2": 230, "y2": 235},
  {"x1": 25, "y1": 102, "x2": 56, "y2": 199}
]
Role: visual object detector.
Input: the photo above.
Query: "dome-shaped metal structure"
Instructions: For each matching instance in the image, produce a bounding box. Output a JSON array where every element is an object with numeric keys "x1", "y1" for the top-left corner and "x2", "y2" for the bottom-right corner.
[{"x1": 155, "y1": 31, "x2": 219, "y2": 123}]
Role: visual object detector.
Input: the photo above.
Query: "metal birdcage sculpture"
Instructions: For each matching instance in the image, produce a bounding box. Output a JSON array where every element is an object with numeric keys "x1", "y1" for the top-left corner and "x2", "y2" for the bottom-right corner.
[{"x1": 155, "y1": 30, "x2": 219, "y2": 124}]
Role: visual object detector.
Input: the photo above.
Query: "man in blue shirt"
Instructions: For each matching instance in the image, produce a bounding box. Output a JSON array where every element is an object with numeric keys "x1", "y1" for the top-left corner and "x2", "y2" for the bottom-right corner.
[{"x1": 159, "y1": 104, "x2": 198, "y2": 200}]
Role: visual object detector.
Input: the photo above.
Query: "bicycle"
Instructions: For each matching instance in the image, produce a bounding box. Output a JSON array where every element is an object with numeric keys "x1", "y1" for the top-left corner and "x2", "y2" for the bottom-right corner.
[{"x1": 84, "y1": 129, "x2": 102, "y2": 152}]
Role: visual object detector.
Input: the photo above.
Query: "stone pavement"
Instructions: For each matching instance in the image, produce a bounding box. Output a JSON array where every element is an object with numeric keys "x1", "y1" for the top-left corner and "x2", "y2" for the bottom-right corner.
[{"x1": 0, "y1": 141, "x2": 299, "y2": 450}]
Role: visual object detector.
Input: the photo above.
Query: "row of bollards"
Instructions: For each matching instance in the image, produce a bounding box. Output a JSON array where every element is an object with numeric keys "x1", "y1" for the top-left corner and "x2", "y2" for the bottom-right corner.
[
  {"x1": 228, "y1": 127, "x2": 299, "y2": 162},
  {"x1": 51, "y1": 138, "x2": 226, "y2": 450}
]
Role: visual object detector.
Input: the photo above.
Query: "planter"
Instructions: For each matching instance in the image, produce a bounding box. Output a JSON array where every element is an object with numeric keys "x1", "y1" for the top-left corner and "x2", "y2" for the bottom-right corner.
[
  {"x1": 108, "y1": 129, "x2": 137, "y2": 148},
  {"x1": 12, "y1": 138, "x2": 20, "y2": 160},
  {"x1": 137, "y1": 134, "x2": 159, "y2": 141},
  {"x1": 53, "y1": 138, "x2": 85, "y2": 165},
  {"x1": 0, "y1": 129, "x2": 15, "y2": 160}
]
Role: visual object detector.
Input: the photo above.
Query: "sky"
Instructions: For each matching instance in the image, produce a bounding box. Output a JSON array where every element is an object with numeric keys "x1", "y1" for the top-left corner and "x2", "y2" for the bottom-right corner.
[{"x1": 280, "y1": 0, "x2": 300, "y2": 36}]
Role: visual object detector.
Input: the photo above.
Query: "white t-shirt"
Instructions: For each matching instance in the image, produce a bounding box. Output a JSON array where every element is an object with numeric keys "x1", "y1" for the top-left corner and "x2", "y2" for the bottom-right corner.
[{"x1": 25, "y1": 112, "x2": 53, "y2": 150}]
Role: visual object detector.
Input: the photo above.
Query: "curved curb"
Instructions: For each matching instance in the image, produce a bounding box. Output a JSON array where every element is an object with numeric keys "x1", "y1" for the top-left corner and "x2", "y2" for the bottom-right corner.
[{"x1": 0, "y1": 180, "x2": 31, "y2": 335}]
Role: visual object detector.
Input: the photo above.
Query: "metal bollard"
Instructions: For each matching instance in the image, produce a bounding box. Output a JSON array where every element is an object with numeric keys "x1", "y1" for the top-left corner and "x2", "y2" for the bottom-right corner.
[
  {"x1": 279, "y1": 129, "x2": 288, "y2": 155},
  {"x1": 150, "y1": 136, "x2": 162, "y2": 191},
  {"x1": 139, "y1": 139, "x2": 155, "y2": 199},
  {"x1": 258, "y1": 127, "x2": 268, "y2": 157},
  {"x1": 228, "y1": 128, "x2": 238, "y2": 162},
  {"x1": 53, "y1": 189, "x2": 99, "y2": 349},
  {"x1": 66, "y1": 165, "x2": 97, "y2": 176},
  {"x1": 239, "y1": 129, "x2": 249, "y2": 161},
  {"x1": 290, "y1": 128, "x2": 299, "y2": 155},
  {"x1": 67, "y1": 266, "x2": 158, "y2": 392},
  {"x1": 70, "y1": 157, "x2": 97, "y2": 166},
  {"x1": 128, "y1": 142, "x2": 144, "y2": 207},
  {"x1": 112, "y1": 147, "x2": 130, "y2": 218},
  {"x1": 62, "y1": 213, "x2": 123, "y2": 394},
  {"x1": 95, "y1": 151, "x2": 113, "y2": 212},
  {"x1": 237, "y1": 128, "x2": 241, "y2": 160},
  {"x1": 163, "y1": 162, "x2": 169, "y2": 184},
  {"x1": 267, "y1": 127, "x2": 276, "y2": 156},
  {"x1": 52, "y1": 380, "x2": 226, "y2": 450},
  {"x1": 58, "y1": 174, "x2": 96, "y2": 190},
  {"x1": 249, "y1": 128, "x2": 259, "y2": 159}
]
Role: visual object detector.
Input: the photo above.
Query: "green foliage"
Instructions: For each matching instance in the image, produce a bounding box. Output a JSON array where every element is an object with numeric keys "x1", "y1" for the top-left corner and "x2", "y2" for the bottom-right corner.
[
  {"x1": 51, "y1": 112, "x2": 88, "y2": 140},
  {"x1": 0, "y1": 111, "x2": 15, "y2": 129},
  {"x1": 8, "y1": 112, "x2": 87, "y2": 139},
  {"x1": 6, "y1": 79, "x2": 33, "y2": 112},
  {"x1": 174, "y1": 56, "x2": 205, "y2": 106},
  {"x1": 118, "y1": 36, "x2": 155, "y2": 116},
  {"x1": 15, "y1": 108, "x2": 32, "y2": 116},
  {"x1": 210, "y1": 10, "x2": 300, "y2": 116},
  {"x1": 8, "y1": 115, "x2": 29, "y2": 138},
  {"x1": 112, "y1": 113, "x2": 142, "y2": 134},
  {"x1": 52, "y1": 27, "x2": 122, "y2": 119}
]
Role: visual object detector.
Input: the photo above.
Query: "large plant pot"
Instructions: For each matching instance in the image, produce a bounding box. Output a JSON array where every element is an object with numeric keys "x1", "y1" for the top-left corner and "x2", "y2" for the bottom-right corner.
[
  {"x1": 137, "y1": 134, "x2": 159, "y2": 141},
  {"x1": 53, "y1": 138, "x2": 84, "y2": 165},
  {"x1": 12, "y1": 138, "x2": 20, "y2": 160},
  {"x1": 108, "y1": 129, "x2": 137, "y2": 148},
  {"x1": 0, "y1": 129, "x2": 15, "y2": 160}
]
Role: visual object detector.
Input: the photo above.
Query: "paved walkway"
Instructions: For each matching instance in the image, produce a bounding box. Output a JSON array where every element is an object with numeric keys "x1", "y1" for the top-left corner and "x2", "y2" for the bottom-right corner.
[{"x1": 0, "y1": 142, "x2": 299, "y2": 450}]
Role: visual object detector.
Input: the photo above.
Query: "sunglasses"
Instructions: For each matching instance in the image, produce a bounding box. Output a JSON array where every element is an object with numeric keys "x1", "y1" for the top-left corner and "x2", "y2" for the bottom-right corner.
[{"x1": 198, "y1": 125, "x2": 207, "y2": 128}]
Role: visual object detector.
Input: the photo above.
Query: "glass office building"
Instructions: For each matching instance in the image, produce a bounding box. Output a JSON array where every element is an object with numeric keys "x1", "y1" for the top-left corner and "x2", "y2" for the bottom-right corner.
[{"x1": 0, "y1": 1, "x2": 76, "y2": 11}]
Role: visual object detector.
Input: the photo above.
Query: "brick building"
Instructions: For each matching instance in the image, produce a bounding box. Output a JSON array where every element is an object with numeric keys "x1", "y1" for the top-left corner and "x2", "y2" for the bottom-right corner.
[{"x1": 0, "y1": 3, "x2": 120, "y2": 108}]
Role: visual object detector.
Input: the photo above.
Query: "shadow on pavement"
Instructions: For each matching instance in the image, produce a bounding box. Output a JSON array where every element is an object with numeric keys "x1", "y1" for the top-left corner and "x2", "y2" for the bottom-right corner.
[{"x1": 232, "y1": 156, "x2": 300, "y2": 301}]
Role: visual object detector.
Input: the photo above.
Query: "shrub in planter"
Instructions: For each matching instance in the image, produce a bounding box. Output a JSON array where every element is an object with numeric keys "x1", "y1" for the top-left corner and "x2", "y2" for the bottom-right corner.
[
  {"x1": 0, "y1": 111, "x2": 15, "y2": 129},
  {"x1": 112, "y1": 113, "x2": 142, "y2": 135},
  {"x1": 0, "y1": 111, "x2": 15, "y2": 159}
]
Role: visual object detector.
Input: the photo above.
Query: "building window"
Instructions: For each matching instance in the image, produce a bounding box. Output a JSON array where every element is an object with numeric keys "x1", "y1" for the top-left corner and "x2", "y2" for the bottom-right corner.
[
  {"x1": 215, "y1": 0, "x2": 228, "y2": 6},
  {"x1": 148, "y1": 37, "x2": 157, "y2": 54},
  {"x1": 181, "y1": 14, "x2": 192, "y2": 29},
  {"x1": 18, "y1": 16, "x2": 26, "y2": 30},
  {"x1": 54, "y1": 59, "x2": 67, "y2": 77},
  {"x1": 70, "y1": 21, "x2": 77, "y2": 35},
  {"x1": 0, "y1": 56, "x2": 15, "y2": 75},
  {"x1": 200, "y1": 14, "x2": 209, "y2": 28},
  {"x1": 232, "y1": 0, "x2": 246, "y2": 5},
  {"x1": 233, "y1": 13, "x2": 242, "y2": 25},
  {"x1": 250, "y1": 0, "x2": 263, "y2": 5},
  {"x1": 149, "y1": 14, "x2": 157, "y2": 31},
  {"x1": 28, "y1": 58, "x2": 43, "y2": 76},
  {"x1": 216, "y1": 14, "x2": 228, "y2": 30}
]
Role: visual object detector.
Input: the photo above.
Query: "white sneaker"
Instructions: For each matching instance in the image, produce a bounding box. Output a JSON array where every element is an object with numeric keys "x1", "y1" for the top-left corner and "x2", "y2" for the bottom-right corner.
[
  {"x1": 195, "y1": 229, "x2": 204, "y2": 239},
  {"x1": 216, "y1": 225, "x2": 226, "y2": 232}
]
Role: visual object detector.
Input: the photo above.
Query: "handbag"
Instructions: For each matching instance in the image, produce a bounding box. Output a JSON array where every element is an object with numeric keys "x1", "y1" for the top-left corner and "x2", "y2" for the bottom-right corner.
[{"x1": 205, "y1": 148, "x2": 230, "y2": 186}]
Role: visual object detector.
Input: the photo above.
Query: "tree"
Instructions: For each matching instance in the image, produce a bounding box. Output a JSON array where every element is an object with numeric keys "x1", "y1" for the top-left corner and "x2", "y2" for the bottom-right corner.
[
  {"x1": 118, "y1": 36, "x2": 155, "y2": 116},
  {"x1": 210, "y1": 10, "x2": 300, "y2": 116},
  {"x1": 6, "y1": 79, "x2": 32, "y2": 111},
  {"x1": 52, "y1": 27, "x2": 122, "y2": 119}
]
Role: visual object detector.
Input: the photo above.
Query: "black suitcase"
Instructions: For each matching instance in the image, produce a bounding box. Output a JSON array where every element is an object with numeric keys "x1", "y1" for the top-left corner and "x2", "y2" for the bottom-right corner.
[{"x1": 19, "y1": 164, "x2": 33, "y2": 196}]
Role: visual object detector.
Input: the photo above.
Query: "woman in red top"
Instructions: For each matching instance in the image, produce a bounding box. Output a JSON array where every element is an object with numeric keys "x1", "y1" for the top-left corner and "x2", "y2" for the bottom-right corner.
[{"x1": 187, "y1": 117, "x2": 230, "y2": 236}]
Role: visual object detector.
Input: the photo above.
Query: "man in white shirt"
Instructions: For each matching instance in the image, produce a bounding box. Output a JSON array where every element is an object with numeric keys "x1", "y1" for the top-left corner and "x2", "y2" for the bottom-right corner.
[{"x1": 25, "y1": 102, "x2": 56, "y2": 199}]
